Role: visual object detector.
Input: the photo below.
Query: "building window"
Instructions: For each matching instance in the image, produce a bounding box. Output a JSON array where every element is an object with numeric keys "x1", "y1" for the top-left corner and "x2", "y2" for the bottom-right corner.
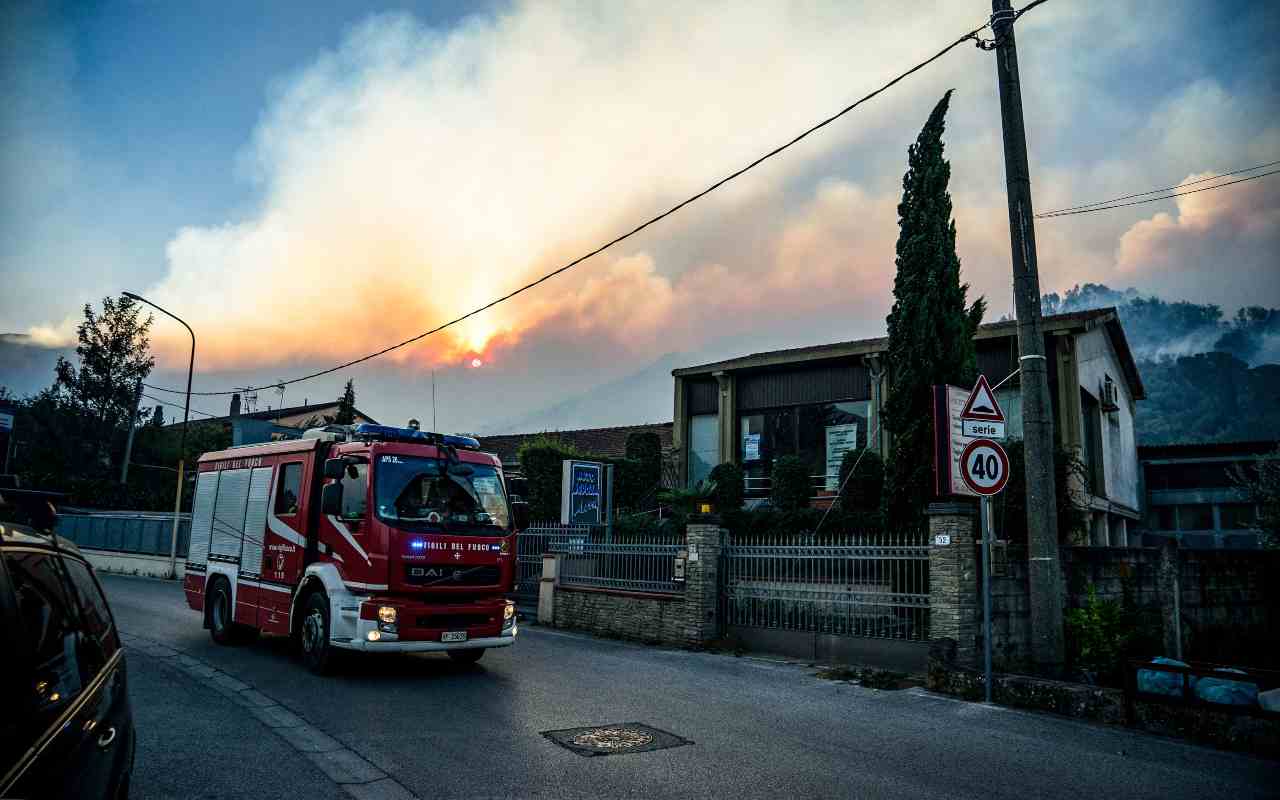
[
  {"x1": 995, "y1": 389, "x2": 1022, "y2": 439},
  {"x1": 1218, "y1": 503, "x2": 1257, "y2": 531},
  {"x1": 1176, "y1": 504, "x2": 1214, "y2": 531},
  {"x1": 739, "y1": 401, "x2": 870, "y2": 496},
  {"x1": 1080, "y1": 388, "x2": 1103, "y2": 494},
  {"x1": 688, "y1": 414, "x2": 719, "y2": 489},
  {"x1": 1145, "y1": 505, "x2": 1175, "y2": 531},
  {"x1": 274, "y1": 462, "x2": 303, "y2": 515}
]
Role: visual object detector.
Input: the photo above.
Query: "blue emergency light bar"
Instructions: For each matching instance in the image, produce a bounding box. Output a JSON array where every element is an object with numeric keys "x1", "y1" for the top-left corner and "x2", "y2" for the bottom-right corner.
[{"x1": 351, "y1": 423, "x2": 480, "y2": 450}]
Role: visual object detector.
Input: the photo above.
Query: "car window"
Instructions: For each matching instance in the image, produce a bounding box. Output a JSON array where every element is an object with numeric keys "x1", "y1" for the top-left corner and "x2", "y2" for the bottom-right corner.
[
  {"x1": 4, "y1": 551, "x2": 88, "y2": 726},
  {"x1": 63, "y1": 559, "x2": 119, "y2": 659},
  {"x1": 340, "y1": 463, "x2": 368, "y2": 520},
  {"x1": 274, "y1": 462, "x2": 303, "y2": 516}
]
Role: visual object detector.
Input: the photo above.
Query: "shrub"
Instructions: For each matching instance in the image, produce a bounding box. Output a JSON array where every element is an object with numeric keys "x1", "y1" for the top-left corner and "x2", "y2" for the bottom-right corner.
[
  {"x1": 708, "y1": 462, "x2": 744, "y2": 512},
  {"x1": 770, "y1": 456, "x2": 811, "y2": 512},
  {"x1": 838, "y1": 448, "x2": 884, "y2": 512},
  {"x1": 1065, "y1": 585, "x2": 1131, "y2": 686},
  {"x1": 603, "y1": 456, "x2": 646, "y2": 513},
  {"x1": 516, "y1": 436, "x2": 586, "y2": 521},
  {"x1": 625, "y1": 432, "x2": 663, "y2": 497}
]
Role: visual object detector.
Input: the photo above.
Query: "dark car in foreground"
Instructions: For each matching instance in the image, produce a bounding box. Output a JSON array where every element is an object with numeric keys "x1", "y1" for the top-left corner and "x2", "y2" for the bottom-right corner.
[{"x1": 0, "y1": 484, "x2": 135, "y2": 800}]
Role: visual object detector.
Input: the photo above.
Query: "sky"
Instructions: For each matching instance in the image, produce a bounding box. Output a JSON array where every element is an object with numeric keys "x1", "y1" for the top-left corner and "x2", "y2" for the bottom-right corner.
[{"x1": 2, "y1": 0, "x2": 1278, "y2": 433}]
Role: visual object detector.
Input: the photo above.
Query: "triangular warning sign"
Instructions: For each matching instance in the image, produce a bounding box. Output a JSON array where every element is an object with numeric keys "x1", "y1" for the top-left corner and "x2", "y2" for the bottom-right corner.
[{"x1": 960, "y1": 374, "x2": 1005, "y2": 422}]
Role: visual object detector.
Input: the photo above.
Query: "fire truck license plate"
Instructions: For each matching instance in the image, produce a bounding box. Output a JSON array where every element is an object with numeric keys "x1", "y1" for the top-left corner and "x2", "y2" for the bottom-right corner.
[{"x1": 442, "y1": 631, "x2": 467, "y2": 643}]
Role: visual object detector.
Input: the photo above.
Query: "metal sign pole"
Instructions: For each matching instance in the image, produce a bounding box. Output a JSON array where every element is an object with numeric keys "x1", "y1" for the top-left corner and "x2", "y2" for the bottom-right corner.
[{"x1": 981, "y1": 494, "x2": 994, "y2": 703}]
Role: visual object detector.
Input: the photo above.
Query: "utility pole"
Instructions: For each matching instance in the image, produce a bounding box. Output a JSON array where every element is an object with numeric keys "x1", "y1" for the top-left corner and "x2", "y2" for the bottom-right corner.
[
  {"x1": 120, "y1": 380, "x2": 143, "y2": 484},
  {"x1": 990, "y1": 0, "x2": 1064, "y2": 673}
]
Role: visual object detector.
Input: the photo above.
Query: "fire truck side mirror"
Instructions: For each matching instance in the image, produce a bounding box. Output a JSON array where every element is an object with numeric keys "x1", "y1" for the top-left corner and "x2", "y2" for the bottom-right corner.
[
  {"x1": 321, "y1": 483, "x2": 343, "y2": 516},
  {"x1": 511, "y1": 500, "x2": 530, "y2": 532},
  {"x1": 323, "y1": 458, "x2": 347, "y2": 480}
]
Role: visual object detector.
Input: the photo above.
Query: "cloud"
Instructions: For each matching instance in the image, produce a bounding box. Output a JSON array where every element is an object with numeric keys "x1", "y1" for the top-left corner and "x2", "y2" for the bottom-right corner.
[
  {"x1": 1115, "y1": 171, "x2": 1280, "y2": 309},
  {"x1": 134, "y1": 2, "x2": 990, "y2": 371}
]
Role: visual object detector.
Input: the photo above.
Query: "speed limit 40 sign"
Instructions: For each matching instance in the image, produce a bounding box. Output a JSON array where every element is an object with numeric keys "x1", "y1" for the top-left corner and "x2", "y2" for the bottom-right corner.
[{"x1": 959, "y1": 438, "x2": 1010, "y2": 496}]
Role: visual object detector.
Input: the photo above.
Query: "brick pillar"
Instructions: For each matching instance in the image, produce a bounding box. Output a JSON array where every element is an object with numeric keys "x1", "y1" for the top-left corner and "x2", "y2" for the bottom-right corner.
[
  {"x1": 1156, "y1": 539, "x2": 1182, "y2": 659},
  {"x1": 928, "y1": 501, "x2": 979, "y2": 668},
  {"x1": 684, "y1": 517, "x2": 723, "y2": 646}
]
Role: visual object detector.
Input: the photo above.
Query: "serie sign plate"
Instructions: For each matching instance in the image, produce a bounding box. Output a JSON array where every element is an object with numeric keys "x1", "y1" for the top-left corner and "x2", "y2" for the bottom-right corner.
[{"x1": 962, "y1": 419, "x2": 1006, "y2": 439}]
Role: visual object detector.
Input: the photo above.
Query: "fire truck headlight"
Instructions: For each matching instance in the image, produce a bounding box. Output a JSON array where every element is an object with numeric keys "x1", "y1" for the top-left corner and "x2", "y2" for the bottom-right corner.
[
  {"x1": 503, "y1": 602, "x2": 515, "y2": 621},
  {"x1": 367, "y1": 630, "x2": 382, "y2": 642},
  {"x1": 378, "y1": 606, "x2": 397, "y2": 624}
]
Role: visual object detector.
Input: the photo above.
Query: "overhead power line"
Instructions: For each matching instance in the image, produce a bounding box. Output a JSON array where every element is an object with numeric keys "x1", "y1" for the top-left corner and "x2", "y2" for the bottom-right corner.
[
  {"x1": 139, "y1": 392, "x2": 220, "y2": 419},
  {"x1": 143, "y1": 14, "x2": 1002, "y2": 398},
  {"x1": 1036, "y1": 165, "x2": 1280, "y2": 219}
]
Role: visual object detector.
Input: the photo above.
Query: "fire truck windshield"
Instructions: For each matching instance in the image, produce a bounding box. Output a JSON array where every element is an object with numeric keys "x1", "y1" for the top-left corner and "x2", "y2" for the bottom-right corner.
[{"x1": 374, "y1": 455, "x2": 509, "y2": 533}]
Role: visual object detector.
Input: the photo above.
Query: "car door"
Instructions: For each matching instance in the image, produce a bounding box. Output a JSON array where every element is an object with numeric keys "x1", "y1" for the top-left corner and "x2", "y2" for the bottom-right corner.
[
  {"x1": 62, "y1": 557, "x2": 133, "y2": 798},
  {"x1": 1, "y1": 548, "x2": 121, "y2": 800}
]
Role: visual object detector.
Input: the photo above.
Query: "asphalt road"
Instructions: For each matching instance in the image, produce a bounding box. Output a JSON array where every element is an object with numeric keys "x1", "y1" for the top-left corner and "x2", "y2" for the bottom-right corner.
[{"x1": 103, "y1": 574, "x2": 1274, "y2": 800}]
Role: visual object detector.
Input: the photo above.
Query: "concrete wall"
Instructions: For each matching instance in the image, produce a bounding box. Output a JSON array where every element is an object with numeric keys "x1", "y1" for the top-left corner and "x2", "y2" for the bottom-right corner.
[
  {"x1": 1074, "y1": 326, "x2": 1140, "y2": 512},
  {"x1": 80, "y1": 548, "x2": 186, "y2": 579}
]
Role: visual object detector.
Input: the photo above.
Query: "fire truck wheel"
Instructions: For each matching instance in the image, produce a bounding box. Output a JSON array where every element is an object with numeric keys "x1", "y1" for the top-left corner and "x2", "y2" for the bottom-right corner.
[
  {"x1": 207, "y1": 577, "x2": 241, "y2": 645},
  {"x1": 299, "y1": 591, "x2": 334, "y2": 674},
  {"x1": 447, "y1": 648, "x2": 485, "y2": 666}
]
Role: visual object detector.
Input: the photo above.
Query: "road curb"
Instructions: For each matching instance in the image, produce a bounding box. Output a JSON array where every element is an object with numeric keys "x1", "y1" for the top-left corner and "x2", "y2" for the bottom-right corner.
[{"x1": 120, "y1": 630, "x2": 421, "y2": 800}]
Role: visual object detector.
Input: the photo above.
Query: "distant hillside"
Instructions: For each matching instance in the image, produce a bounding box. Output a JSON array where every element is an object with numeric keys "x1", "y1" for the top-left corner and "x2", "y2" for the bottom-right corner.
[{"x1": 1041, "y1": 284, "x2": 1280, "y2": 444}]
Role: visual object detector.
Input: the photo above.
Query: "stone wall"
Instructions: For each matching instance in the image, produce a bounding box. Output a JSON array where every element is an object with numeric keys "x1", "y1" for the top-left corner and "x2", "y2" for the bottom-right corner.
[
  {"x1": 984, "y1": 544, "x2": 1280, "y2": 671},
  {"x1": 928, "y1": 639, "x2": 1280, "y2": 758},
  {"x1": 540, "y1": 519, "x2": 722, "y2": 649}
]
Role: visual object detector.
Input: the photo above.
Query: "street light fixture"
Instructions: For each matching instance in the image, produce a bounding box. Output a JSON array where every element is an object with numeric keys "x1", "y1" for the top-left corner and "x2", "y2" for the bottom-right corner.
[{"x1": 123, "y1": 292, "x2": 194, "y2": 580}]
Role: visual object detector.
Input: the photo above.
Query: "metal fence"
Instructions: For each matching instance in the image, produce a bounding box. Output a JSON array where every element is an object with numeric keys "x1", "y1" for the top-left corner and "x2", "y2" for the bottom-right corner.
[
  {"x1": 514, "y1": 522, "x2": 605, "y2": 606},
  {"x1": 556, "y1": 529, "x2": 685, "y2": 594},
  {"x1": 721, "y1": 530, "x2": 929, "y2": 641},
  {"x1": 56, "y1": 512, "x2": 192, "y2": 558}
]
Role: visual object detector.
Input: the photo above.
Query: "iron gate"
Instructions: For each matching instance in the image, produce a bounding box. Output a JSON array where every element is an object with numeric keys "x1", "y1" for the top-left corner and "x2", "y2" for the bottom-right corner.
[{"x1": 720, "y1": 530, "x2": 930, "y2": 641}]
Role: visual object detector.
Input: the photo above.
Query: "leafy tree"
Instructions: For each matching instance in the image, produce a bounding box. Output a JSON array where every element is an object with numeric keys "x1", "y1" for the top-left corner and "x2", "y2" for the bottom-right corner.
[
  {"x1": 148, "y1": 404, "x2": 165, "y2": 427},
  {"x1": 838, "y1": 448, "x2": 884, "y2": 512},
  {"x1": 53, "y1": 295, "x2": 155, "y2": 457},
  {"x1": 881, "y1": 92, "x2": 985, "y2": 526},
  {"x1": 770, "y1": 455, "x2": 811, "y2": 512},
  {"x1": 335, "y1": 379, "x2": 357, "y2": 425},
  {"x1": 1232, "y1": 446, "x2": 1280, "y2": 548}
]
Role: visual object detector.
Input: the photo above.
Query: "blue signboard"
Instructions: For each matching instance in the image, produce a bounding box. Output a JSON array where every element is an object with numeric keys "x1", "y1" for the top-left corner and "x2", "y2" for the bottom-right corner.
[{"x1": 561, "y1": 460, "x2": 604, "y2": 525}]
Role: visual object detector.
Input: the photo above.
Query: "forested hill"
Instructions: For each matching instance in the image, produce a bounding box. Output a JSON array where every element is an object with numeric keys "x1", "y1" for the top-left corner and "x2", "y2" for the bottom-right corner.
[{"x1": 1040, "y1": 284, "x2": 1280, "y2": 444}]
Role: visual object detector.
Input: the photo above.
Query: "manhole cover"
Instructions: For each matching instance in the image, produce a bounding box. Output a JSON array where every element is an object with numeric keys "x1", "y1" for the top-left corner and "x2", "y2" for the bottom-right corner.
[{"x1": 542, "y1": 723, "x2": 692, "y2": 757}]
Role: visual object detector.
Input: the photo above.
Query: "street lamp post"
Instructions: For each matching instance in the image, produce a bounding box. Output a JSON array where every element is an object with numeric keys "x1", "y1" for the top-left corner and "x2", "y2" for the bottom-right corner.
[{"x1": 123, "y1": 292, "x2": 194, "y2": 580}]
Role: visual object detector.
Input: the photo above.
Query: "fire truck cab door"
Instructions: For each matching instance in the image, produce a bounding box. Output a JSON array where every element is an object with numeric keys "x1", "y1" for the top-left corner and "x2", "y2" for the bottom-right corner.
[{"x1": 260, "y1": 460, "x2": 310, "y2": 634}]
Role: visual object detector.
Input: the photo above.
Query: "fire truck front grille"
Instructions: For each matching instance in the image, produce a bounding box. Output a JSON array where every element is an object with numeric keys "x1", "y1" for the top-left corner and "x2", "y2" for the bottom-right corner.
[
  {"x1": 416, "y1": 613, "x2": 494, "y2": 629},
  {"x1": 403, "y1": 565, "x2": 501, "y2": 586}
]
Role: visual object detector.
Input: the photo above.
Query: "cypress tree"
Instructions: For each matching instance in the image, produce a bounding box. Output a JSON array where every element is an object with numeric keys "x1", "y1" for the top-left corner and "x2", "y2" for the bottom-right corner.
[
  {"x1": 335, "y1": 379, "x2": 357, "y2": 425},
  {"x1": 881, "y1": 91, "x2": 986, "y2": 527}
]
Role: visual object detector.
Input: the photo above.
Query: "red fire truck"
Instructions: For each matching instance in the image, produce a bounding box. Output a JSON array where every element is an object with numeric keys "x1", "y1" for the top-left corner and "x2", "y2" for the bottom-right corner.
[{"x1": 182, "y1": 423, "x2": 528, "y2": 673}]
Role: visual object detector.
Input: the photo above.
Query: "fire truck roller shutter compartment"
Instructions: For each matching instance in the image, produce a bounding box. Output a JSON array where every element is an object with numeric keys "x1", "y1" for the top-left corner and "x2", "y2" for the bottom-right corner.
[
  {"x1": 240, "y1": 467, "x2": 273, "y2": 577},
  {"x1": 210, "y1": 468, "x2": 251, "y2": 561},
  {"x1": 188, "y1": 471, "x2": 217, "y2": 566}
]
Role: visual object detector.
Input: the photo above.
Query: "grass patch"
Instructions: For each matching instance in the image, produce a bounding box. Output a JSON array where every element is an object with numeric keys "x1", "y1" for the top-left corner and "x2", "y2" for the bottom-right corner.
[{"x1": 815, "y1": 666, "x2": 917, "y2": 690}]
